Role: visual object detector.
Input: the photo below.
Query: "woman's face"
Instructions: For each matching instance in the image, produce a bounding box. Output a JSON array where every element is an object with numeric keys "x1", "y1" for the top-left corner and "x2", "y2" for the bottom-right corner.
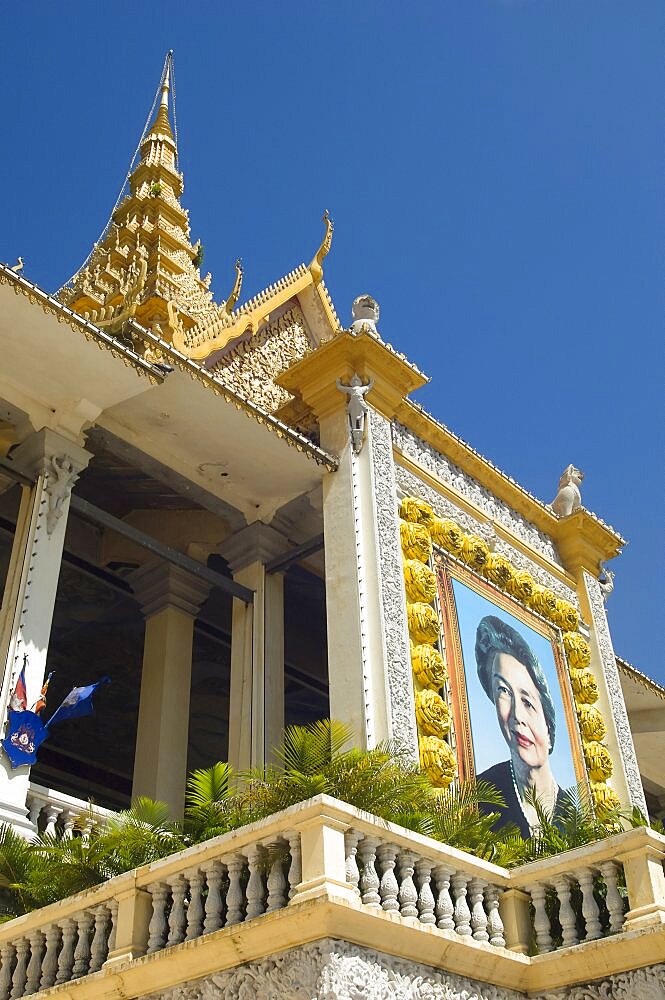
[{"x1": 492, "y1": 653, "x2": 550, "y2": 769}]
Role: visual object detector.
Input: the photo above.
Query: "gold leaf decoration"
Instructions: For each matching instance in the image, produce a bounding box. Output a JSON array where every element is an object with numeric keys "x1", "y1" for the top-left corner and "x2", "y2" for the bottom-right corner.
[
  {"x1": 570, "y1": 667, "x2": 599, "y2": 705},
  {"x1": 399, "y1": 520, "x2": 433, "y2": 563},
  {"x1": 419, "y1": 736, "x2": 457, "y2": 787},
  {"x1": 553, "y1": 599, "x2": 580, "y2": 632},
  {"x1": 403, "y1": 559, "x2": 438, "y2": 604},
  {"x1": 407, "y1": 602, "x2": 441, "y2": 644},
  {"x1": 583, "y1": 741, "x2": 614, "y2": 782},
  {"x1": 411, "y1": 643, "x2": 447, "y2": 690},
  {"x1": 529, "y1": 585, "x2": 558, "y2": 619},
  {"x1": 506, "y1": 569, "x2": 536, "y2": 603},
  {"x1": 577, "y1": 704, "x2": 607, "y2": 743},
  {"x1": 483, "y1": 552, "x2": 515, "y2": 589},
  {"x1": 415, "y1": 689, "x2": 451, "y2": 738},
  {"x1": 400, "y1": 496, "x2": 435, "y2": 526},
  {"x1": 459, "y1": 534, "x2": 490, "y2": 571},
  {"x1": 590, "y1": 781, "x2": 621, "y2": 818},
  {"x1": 430, "y1": 517, "x2": 464, "y2": 556},
  {"x1": 563, "y1": 631, "x2": 592, "y2": 670}
]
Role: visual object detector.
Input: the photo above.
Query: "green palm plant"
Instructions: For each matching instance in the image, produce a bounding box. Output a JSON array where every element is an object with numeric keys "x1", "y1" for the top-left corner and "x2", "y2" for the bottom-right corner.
[
  {"x1": 522, "y1": 785, "x2": 620, "y2": 861},
  {"x1": 419, "y1": 778, "x2": 528, "y2": 866},
  {"x1": 0, "y1": 823, "x2": 41, "y2": 918}
]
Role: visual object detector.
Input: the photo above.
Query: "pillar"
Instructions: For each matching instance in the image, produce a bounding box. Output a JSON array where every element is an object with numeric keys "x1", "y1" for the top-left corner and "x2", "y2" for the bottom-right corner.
[
  {"x1": 0, "y1": 429, "x2": 91, "y2": 832},
  {"x1": 130, "y1": 561, "x2": 210, "y2": 818},
  {"x1": 219, "y1": 523, "x2": 289, "y2": 771}
]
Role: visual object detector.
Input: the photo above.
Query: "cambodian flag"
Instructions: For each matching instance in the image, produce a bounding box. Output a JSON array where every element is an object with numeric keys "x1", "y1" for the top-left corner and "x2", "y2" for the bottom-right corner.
[
  {"x1": 46, "y1": 677, "x2": 111, "y2": 729},
  {"x1": 9, "y1": 659, "x2": 28, "y2": 712}
]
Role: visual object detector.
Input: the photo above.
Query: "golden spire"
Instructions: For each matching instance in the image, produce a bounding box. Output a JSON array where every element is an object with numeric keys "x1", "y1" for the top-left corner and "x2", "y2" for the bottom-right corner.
[{"x1": 148, "y1": 51, "x2": 174, "y2": 141}]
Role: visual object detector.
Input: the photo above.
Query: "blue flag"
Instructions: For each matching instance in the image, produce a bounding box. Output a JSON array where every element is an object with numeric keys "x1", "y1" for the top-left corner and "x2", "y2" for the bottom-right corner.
[
  {"x1": 46, "y1": 677, "x2": 111, "y2": 729},
  {"x1": 2, "y1": 710, "x2": 48, "y2": 769}
]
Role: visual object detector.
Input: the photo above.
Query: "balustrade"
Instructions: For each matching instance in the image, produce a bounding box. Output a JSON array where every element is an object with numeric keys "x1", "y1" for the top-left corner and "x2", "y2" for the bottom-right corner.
[
  {"x1": 0, "y1": 797, "x2": 659, "y2": 1000},
  {"x1": 25, "y1": 784, "x2": 114, "y2": 839}
]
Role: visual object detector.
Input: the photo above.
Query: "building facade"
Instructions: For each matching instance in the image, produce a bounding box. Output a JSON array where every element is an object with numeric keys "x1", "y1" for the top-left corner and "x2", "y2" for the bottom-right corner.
[{"x1": 0, "y1": 56, "x2": 663, "y2": 999}]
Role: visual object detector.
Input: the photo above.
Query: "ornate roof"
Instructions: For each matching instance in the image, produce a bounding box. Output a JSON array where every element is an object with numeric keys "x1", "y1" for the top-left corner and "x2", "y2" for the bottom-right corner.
[{"x1": 57, "y1": 56, "x2": 338, "y2": 366}]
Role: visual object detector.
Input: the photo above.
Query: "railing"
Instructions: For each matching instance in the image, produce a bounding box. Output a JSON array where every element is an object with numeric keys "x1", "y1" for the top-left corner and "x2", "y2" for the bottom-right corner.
[
  {"x1": 0, "y1": 796, "x2": 662, "y2": 999},
  {"x1": 26, "y1": 783, "x2": 116, "y2": 838}
]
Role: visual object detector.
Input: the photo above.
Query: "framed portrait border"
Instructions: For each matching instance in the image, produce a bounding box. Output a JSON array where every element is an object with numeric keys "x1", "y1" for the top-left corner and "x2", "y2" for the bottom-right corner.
[{"x1": 435, "y1": 551, "x2": 589, "y2": 798}]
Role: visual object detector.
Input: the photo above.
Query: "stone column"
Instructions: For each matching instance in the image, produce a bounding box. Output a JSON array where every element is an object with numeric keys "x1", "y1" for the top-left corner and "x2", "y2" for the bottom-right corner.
[
  {"x1": 130, "y1": 561, "x2": 210, "y2": 819},
  {"x1": 579, "y1": 570, "x2": 648, "y2": 815},
  {"x1": 0, "y1": 428, "x2": 91, "y2": 832},
  {"x1": 275, "y1": 327, "x2": 426, "y2": 757},
  {"x1": 219, "y1": 523, "x2": 289, "y2": 771}
]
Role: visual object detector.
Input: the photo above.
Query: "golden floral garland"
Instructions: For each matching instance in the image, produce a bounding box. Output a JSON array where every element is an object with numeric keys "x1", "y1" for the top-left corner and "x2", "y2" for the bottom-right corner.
[{"x1": 400, "y1": 495, "x2": 619, "y2": 817}]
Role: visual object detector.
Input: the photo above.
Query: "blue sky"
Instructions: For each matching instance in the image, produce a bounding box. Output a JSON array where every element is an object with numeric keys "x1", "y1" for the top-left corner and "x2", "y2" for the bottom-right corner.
[{"x1": 1, "y1": 2, "x2": 662, "y2": 681}]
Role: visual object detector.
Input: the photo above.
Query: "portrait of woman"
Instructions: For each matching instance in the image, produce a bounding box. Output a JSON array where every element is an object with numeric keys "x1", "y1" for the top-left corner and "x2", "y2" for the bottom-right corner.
[
  {"x1": 474, "y1": 615, "x2": 572, "y2": 836},
  {"x1": 442, "y1": 574, "x2": 580, "y2": 839}
]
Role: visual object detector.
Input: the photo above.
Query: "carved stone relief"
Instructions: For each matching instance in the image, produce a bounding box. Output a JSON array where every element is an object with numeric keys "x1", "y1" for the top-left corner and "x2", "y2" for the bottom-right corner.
[
  {"x1": 368, "y1": 410, "x2": 418, "y2": 758},
  {"x1": 212, "y1": 306, "x2": 313, "y2": 412},
  {"x1": 582, "y1": 570, "x2": 648, "y2": 814},
  {"x1": 392, "y1": 422, "x2": 562, "y2": 568},
  {"x1": 395, "y1": 462, "x2": 578, "y2": 606},
  {"x1": 538, "y1": 963, "x2": 665, "y2": 1000}
]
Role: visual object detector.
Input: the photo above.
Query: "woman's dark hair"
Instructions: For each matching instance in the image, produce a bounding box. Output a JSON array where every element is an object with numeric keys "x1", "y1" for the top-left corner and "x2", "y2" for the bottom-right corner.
[{"x1": 475, "y1": 615, "x2": 556, "y2": 752}]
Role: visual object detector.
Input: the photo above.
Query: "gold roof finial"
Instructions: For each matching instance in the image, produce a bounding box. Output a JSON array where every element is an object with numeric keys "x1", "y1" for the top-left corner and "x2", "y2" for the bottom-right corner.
[
  {"x1": 223, "y1": 259, "x2": 243, "y2": 314},
  {"x1": 149, "y1": 50, "x2": 174, "y2": 139},
  {"x1": 309, "y1": 209, "x2": 334, "y2": 285}
]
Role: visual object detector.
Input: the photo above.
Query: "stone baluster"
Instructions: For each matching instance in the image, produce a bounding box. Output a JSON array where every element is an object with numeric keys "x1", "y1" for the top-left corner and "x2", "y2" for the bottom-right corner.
[
  {"x1": 0, "y1": 944, "x2": 14, "y2": 1000},
  {"x1": 343, "y1": 830, "x2": 361, "y2": 897},
  {"x1": 166, "y1": 875, "x2": 187, "y2": 947},
  {"x1": 433, "y1": 866, "x2": 455, "y2": 931},
  {"x1": 245, "y1": 846, "x2": 266, "y2": 920},
  {"x1": 88, "y1": 905, "x2": 110, "y2": 973},
  {"x1": 107, "y1": 900, "x2": 118, "y2": 955},
  {"x1": 285, "y1": 831, "x2": 302, "y2": 900},
  {"x1": 397, "y1": 850, "x2": 419, "y2": 919},
  {"x1": 72, "y1": 910, "x2": 93, "y2": 978},
  {"x1": 225, "y1": 855, "x2": 246, "y2": 925},
  {"x1": 24, "y1": 931, "x2": 44, "y2": 995},
  {"x1": 528, "y1": 884, "x2": 553, "y2": 954},
  {"x1": 468, "y1": 877, "x2": 489, "y2": 942},
  {"x1": 61, "y1": 810, "x2": 76, "y2": 839},
  {"x1": 577, "y1": 869, "x2": 602, "y2": 941},
  {"x1": 414, "y1": 859, "x2": 436, "y2": 925},
  {"x1": 553, "y1": 876, "x2": 578, "y2": 947},
  {"x1": 39, "y1": 926, "x2": 60, "y2": 990},
  {"x1": 185, "y1": 868, "x2": 205, "y2": 940},
  {"x1": 358, "y1": 837, "x2": 381, "y2": 908},
  {"x1": 43, "y1": 806, "x2": 61, "y2": 839},
  {"x1": 80, "y1": 818, "x2": 94, "y2": 845},
  {"x1": 483, "y1": 886, "x2": 505, "y2": 948},
  {"x1": 26, "y1": 800, "x2": 42, "y2": 833},
  {"x1": 55, "y1": 919, "x2": 77, "y2": 984},
  {"x1": 376, "y1": 843, "x2": 399, "y2": 912},
  {"x1": 203, "y1": 862, "x2": 224, "y2": 934},
  {"x1": 265, "y1": 842, "x2": 288, "y2": 913},
  {"x1": 599, "y1": 861, "x2": 625, "y2": 934},
  {"x1": 9, "y1": 938, "x2": 28, "y2": 1000},
  {"x1": 450, "y1": 873, "x2": 472, "y2": 936},
  {"x1": 147, "y1": 883, "x2": 170, "y2": 954}
]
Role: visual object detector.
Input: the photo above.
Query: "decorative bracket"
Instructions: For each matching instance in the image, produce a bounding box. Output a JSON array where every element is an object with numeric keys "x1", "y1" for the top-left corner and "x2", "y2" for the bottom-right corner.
[
  {"x1": 336, "y1": 372, "x2": 374, "y2": 455},
  {"x1": 44, "y1": 455, "x2": 80, "y2": 534}
]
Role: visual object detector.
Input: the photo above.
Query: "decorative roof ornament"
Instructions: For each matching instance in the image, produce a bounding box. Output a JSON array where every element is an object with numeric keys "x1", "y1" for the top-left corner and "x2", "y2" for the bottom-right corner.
[
  {"x1": 308, "y1": 210, "x2": 333, "y2": 285},
  {"x1": 551, "y1": 464, "x2": 584, "y2": 517},
  {"x1": 223, "y1": 259, "x2": 243, "y2": 315},
  {"x1": 350, "y1": 294, "x2": 380, "y2": 338}
]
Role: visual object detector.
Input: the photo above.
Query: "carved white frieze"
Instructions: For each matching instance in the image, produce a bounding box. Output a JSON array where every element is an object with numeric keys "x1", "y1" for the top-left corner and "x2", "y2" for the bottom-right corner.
[
  {"x1": 368, "y1": 410, "x2": 418, "y2": 758},
  {"x1": 538, "y1": 963, "x2": 665, "y2": 1000},
  {"x1": 582, "y1": 570, "x2": 647, "y2": 814},
  {"x1": 395, "y1": 462, "x2": 578, "y2": 606},
  {"x1": 392, "y1": 422, "x2": 563, "y2": 569}
]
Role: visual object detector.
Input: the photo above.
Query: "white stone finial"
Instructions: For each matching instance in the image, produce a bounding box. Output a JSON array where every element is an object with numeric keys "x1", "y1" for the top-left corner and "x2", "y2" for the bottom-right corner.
[
  {"x1": 350, "y1": 294, "x2": 380, "y2": 338},
  {"x1": 551, "y1": 464, "x2": 584, "y2": 517}
]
